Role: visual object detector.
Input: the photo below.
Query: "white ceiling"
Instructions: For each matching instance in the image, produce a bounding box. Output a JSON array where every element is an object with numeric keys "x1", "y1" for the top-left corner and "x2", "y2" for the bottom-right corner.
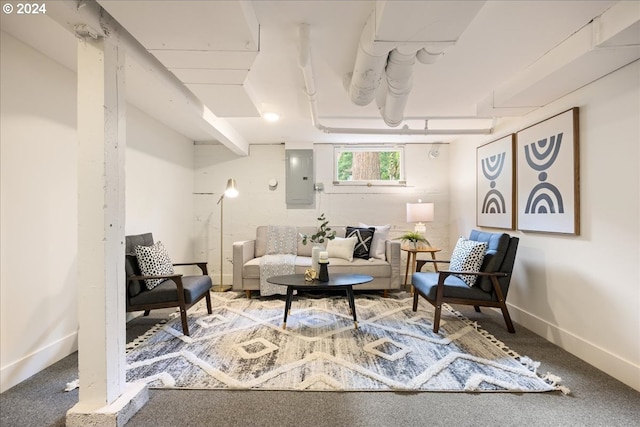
[{"x1": 2, "y1": 1, "x2": 639, "y2": 154}]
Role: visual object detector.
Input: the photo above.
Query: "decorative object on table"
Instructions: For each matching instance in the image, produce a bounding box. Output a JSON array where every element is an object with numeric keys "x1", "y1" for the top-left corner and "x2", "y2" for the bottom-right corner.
[
  {"x1": 300, "y1": 213, "x2": 336, "y2": 271},
  {"x1": 476, "y1": 134, "x2": 515, "y2": 229},
  {"x1": 406, "y1": 200, "x2": 434, "y2": 238},
  {"x1": 516, "y1": 107, "x2": 580, "y2": 235},
  {"x1": 215, "y1": 178, "x2": 238, "y2": 292},
  {"x1": 318, "y1": 251, "x2": 330, "y2": 282},
  {"x1": 396, "y1": 231, "x2": 430, "y2": 249},
  {"x1": 125, "y1": 292, "x2": 567, "y2": 394},
  {"x1": 304, "y1": 268, "x2": 316, "y2": 282}
]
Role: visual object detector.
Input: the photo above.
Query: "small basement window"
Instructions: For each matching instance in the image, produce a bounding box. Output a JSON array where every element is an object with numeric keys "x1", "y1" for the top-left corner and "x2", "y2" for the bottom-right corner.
[{"x1": 334, "y1": 145, "x2": 405, "y2": 186}]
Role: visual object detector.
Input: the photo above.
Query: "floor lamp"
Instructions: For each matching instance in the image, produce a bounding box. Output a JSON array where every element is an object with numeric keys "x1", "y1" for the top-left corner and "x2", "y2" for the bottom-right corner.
[{"x1": 214, "y1": 178, "x2": 238, "y2": 292}]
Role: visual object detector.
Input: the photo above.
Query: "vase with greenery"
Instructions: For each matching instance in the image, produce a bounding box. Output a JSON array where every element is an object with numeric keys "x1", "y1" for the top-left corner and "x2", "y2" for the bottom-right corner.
[
  {"x1": 396, "y1": 231, "x2": 431, "y2": 249},
  {"x1": 301, "y1": 213, "x2": 336, "y2": 272},
  {"x1": 301, "y1": 213, "x2": 336, "y2": 245}
]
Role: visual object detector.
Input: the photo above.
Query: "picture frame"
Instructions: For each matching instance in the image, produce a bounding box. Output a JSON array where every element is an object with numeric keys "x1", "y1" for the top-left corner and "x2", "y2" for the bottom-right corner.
[
  {"x1": 516, "y1": 108, "x2": 580, "y2": 235},
  {"x1": 476, "y1": 134, "x2": 516, "y2": 229}
]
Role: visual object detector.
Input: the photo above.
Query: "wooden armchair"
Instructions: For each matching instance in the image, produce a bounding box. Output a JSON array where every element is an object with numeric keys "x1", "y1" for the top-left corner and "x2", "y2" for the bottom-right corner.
[
  {"x1": 125, "y1": 233, "x2": 212, "y2": 336},
  {"x1": 411, "y1": 230, "x2": 519, "y2": 333}
]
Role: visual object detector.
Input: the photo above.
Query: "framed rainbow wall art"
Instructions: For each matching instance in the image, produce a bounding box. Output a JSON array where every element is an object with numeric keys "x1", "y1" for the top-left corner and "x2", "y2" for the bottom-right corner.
[
  {"x1": 516, "y1": 108, "x2": 580, "y2": 235},
  {"x1": 476, "y1": 134, "x2": 516, "y2": 229}
]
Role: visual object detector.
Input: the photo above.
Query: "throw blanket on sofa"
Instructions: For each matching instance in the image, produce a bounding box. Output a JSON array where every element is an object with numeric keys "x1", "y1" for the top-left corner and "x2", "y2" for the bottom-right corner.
[{"x1": 260, "y1": 225, "x2": 298, "y2": 296}]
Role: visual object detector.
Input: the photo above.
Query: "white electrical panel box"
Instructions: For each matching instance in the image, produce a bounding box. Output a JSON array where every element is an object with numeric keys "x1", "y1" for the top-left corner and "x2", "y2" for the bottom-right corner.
[{"x1": 285, "y1": 149, "x2": 314, "y2": 206}]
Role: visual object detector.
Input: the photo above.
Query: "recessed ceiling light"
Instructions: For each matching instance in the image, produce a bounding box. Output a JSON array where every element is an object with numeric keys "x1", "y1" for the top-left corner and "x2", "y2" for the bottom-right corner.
[{"x1": 263, "y1": 112, "x2": 280, "y2": 122}]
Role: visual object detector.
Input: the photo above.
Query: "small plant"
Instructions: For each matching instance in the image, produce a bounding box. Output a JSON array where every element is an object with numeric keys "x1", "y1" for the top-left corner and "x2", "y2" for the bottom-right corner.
[
  {"x1": 396, "y1": 231, "x2": 431, "y2": 248},
  {"x1": 301, "y1": 213, "x2": 336, "y2": 245}
]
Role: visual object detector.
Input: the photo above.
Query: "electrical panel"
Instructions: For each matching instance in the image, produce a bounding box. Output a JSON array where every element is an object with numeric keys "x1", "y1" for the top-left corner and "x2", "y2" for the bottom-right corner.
[{"x1": 285, "y1": 149, "x2": 314, "y2": 206}]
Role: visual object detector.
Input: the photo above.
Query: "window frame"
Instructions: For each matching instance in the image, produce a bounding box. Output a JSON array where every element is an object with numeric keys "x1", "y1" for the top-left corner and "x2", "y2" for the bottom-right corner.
[{"x1": 333, "y1": 144, "x2": 406, "y2": 186}]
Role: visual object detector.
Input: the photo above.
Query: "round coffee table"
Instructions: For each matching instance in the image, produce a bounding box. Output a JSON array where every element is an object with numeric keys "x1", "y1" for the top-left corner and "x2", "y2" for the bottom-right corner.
[{"x1": 266, "y1": 273, "x2": 373, "y2": 329}]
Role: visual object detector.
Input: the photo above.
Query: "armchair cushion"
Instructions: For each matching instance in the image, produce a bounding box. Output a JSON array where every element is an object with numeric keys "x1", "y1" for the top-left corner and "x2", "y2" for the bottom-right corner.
[
  {"x1": 135, "y1": 241, "x2": 175, "y2": 290},
  {"x1": 128, "y1": 275, "x2": 212, "y2": 306},
  {"x1": 346, "y1": 226, "x2": 376, "y2": 259},
  {"x1": 449, "y1": 236, "x2": 487, "y2": 287},
  {"x1": 469, "y1": 230, "x2": 510, "y2": 292},
  {"x1": 412, "y1": 272, "x2": 494, "y2": 301},
  {"x1": 125, "y1": 254, "x2": 144, "y2": 297}
]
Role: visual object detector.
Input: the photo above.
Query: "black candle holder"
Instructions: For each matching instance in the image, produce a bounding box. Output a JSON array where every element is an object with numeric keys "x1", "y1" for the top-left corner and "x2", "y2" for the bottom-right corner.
[{"x1": 318, "y1": 261, "x2": 330, "y2": 282}]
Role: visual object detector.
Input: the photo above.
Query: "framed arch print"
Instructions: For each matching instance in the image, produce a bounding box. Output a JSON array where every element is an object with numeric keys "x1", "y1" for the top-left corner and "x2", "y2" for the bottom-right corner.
[
  {"x1": 516, "y1": 108, "x2": 580, "y2": 235},
  {"x1": 476, "y1": 134, "x2": 515, "y2": 229}
]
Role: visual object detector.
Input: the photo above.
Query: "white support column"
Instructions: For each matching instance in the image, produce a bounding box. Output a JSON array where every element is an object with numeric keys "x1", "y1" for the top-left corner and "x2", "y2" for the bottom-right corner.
[{"x1": 67, "y1": 35, "x2": 147, "y2": 427}]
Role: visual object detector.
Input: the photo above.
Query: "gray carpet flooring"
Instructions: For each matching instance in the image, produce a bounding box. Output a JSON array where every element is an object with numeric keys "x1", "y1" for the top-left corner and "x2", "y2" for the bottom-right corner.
[{"x1": 1, "y1": 292, "x2": 639, "y2": 427}]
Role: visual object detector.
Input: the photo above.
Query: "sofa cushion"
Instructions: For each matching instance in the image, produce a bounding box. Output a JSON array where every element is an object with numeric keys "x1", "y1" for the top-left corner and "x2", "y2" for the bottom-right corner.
[
  {"x1": 449, "y1": 236, "x2": 487, "y2": 287},
  {"x1": 346, "y1": 226, "x2": 376, "y2": 259},
  {"x1": 327, "y1": 236, "x2": 357, "y2": 261},
  {"x1": 359, "y1": 223, "x2": 390, "y2": 260},
  {"x1": 135, "y1": 241, "x2": 175, "y2": 290}
]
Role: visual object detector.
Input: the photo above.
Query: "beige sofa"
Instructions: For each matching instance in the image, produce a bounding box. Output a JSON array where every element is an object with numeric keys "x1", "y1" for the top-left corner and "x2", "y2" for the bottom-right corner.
[{"x1": 233, "y1": 226, "x2": 401, "y2": 298}]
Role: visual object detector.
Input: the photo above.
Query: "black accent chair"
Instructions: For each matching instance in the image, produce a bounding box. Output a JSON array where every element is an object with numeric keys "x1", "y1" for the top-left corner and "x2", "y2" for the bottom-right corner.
[
  {"x1": 411, "y1": 230, "x2": 519, "y2": 333},
  {"x1": 125, "y1": 233, "x2": 213, "y2": 336}
]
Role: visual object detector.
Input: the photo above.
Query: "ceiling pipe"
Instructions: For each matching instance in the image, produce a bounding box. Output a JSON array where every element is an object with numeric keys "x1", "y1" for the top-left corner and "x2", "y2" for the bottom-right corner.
[
  {"x1": 46, "y1": 0, "x2": 249, "y2": 156},
  {"x1": 348, "y1": 11, "x2": 397, "y2": 106},
  {"x1": 298, "y1": 23, "x2": 492, "y2": 136},
  {"x1": 298, "y1": 24, "x2": 321, "y2": 130},
  {"x1": 379, "y1": 46, "x2": 419, "y2": 127}
]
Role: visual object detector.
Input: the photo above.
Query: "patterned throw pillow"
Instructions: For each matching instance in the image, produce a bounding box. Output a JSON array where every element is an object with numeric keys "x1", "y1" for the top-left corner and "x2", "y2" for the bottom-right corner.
[
  {"x1": 135, "y1": 241, "x2": 175, "y2": 290},
  {"x1": 449, "y1": 237, "x2": 488, "y2": 287},
  {"x1": 346, "y1": 226, "x2": 376, "y2": 259}
]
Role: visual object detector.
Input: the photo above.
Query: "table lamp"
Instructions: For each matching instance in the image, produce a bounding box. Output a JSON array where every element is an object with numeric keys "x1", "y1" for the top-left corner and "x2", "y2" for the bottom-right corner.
[{"x1": 406, "y1": 200, "x2": 434, "y2": 245}]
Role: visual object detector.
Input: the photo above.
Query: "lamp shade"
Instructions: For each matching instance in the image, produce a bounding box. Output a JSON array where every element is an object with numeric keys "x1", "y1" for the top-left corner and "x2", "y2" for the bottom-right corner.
[
  {"x1": 406, "y1": 202, "x2": 434, "y2": 223},
  {"x1": 224, "y1": 178, "x2": 238, "y2": 198}
]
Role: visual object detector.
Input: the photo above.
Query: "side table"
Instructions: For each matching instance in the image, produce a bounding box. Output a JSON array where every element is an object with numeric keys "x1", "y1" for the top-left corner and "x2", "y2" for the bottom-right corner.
[{"x1": 402, "y1": 246, "x2": 441, "y2": 290}]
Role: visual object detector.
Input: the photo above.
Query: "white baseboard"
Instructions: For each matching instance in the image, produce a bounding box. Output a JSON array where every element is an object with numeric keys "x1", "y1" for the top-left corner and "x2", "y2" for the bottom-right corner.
[
  {"x1": 0, "y1": 331, "x2": 78, "y2": 393},
  {"x1": 508, "y1": 303, "x2": 640, "y2": 392}
]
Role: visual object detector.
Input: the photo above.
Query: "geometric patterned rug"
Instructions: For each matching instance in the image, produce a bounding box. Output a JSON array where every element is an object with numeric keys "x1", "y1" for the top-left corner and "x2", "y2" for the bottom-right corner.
[{"x1": 125, "y1": 292, "x2": 568, "y2": 393}]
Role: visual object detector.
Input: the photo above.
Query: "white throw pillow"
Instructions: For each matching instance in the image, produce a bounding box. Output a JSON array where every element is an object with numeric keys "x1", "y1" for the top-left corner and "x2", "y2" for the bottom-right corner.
[
  {"x1": 135, "y1": 241, "x2": 175, "y2": 290},
  {"x1": 359, "y1": 223, "x2": 391, "y2": 260},
  {"x1": 449, "y1": 236, "x2": 488, "y2": 287},
  {"x1": 326, "y1": 236, "x2": 358, "y2": 262}
]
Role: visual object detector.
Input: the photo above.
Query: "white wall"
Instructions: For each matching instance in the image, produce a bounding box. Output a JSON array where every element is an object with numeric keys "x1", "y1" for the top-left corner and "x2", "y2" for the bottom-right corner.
[
  {"x1": 125, "y1": 105, "x2": 197, "y2": 261},
  {"x1": 194, "y1": 143, "x2": 451, "y2": 285},
  {"x1": 1, "y1": 31, "x2": 79, "y2": 393},
  {"x1": 449, "y1": 60, "x2": 640, "y2": 391},
  {"x1": 0, "y1": 31, "x2": 197, "y2": 392}
]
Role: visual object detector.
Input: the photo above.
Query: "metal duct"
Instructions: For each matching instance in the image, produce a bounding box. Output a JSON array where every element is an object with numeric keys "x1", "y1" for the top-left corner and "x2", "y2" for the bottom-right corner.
[
  {"x1": 348, "y1": 11, "x2": 396, "y2": 106},
  {"x1": 298, "y1": 24, "x2": 492, "y2": 136},
  {"x1": 380, "y1": 47, "x2": 418, "y2": 127}
]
